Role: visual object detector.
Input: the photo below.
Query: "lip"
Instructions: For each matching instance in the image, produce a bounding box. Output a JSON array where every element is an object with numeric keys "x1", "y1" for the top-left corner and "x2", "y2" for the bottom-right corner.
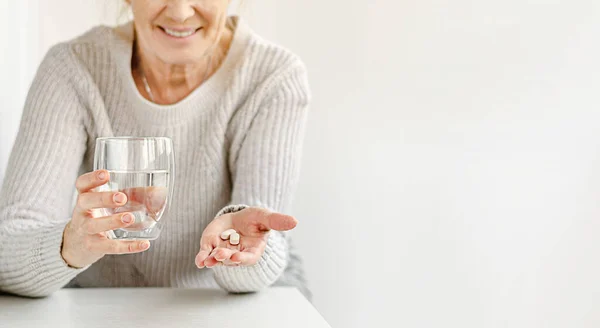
[
  {"x1": 160, "y1": 26, "x2": 199, "y2": 32},
  {"x1": 157, "y1": 26, "x2": 202, "y2": 41}
]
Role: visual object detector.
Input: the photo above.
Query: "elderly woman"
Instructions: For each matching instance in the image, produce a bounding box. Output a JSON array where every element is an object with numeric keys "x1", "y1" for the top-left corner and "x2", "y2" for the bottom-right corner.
[{"x1": 0, "y1": 0, "x2": 310, "y2": 298}]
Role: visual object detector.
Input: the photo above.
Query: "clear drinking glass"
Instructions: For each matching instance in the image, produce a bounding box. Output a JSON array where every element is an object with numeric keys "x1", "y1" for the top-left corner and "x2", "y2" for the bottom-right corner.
[{"x1": 93, "y1": 137, "x2": 175, "y2": 240}]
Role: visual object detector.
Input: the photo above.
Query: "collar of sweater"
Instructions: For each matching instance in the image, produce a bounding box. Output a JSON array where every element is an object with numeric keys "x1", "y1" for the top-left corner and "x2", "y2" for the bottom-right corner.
[{"x1": 110, "y1": 15, "x2": 251, "y2": 126}]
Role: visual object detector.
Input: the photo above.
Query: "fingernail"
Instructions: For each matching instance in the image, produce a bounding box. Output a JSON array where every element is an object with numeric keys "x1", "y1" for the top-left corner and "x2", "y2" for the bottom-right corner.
[
  {"x1": 122, "y1": 213, "x2": 133, "y2": 223},
  {"x1": 114, "y1": 193, "x2": 126, "y2": 204},
  {"x1": 140, "y1": 242, "x2": 150, "y2": 250},
  {"x1": 98, "y1": 171, "x2": 106, "y2": 180}
]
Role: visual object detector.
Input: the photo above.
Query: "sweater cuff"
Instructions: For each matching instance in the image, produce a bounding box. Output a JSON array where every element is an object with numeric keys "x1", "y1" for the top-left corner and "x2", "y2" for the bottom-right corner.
[
  {"x1": 211, "y1": 204, "x2": 289, "y2": 293},
  {"x1": 213, "y1": 231, "x2": 289, "y2": 293},
  {"x1": 1, "y1": 221, "x2": 88, "y2": 297},
  {"x1": 214, "y1": 204, "x2": 250, "y2": 218}
]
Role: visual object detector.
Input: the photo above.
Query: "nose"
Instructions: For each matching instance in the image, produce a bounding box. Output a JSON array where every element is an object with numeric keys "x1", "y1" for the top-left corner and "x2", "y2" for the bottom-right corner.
[{"x1": 166, "y1": 0, "x2": 195, "y2": 23}]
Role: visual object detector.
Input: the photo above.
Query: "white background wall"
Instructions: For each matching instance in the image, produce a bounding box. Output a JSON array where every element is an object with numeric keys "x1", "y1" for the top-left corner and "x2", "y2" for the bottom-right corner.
[
  {"x1": 2, "y1": 1, "x2": 600, "y2": 327},
  {"x1": 0, "y1": 1, "x2": 38, "y2": 185}
]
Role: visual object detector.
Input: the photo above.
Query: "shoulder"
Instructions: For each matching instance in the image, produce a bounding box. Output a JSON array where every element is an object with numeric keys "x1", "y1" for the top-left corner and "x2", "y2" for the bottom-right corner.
[
  {"x1": 65, "y1": 23, "x2": 132, "y2": 52},
  {"x1": 246, "y1": 33, "x2": 308, "y2": 79},
  {"x1": 235, "y1": 19, "x2": 311, "y2": 103},
  {"x1": 46, "y1": 24, "x2": 123, "y2": 57},
  {"x1": 30, "y1": 24, "x2": 132, "y2": 110},
  {"x1": 35, "y1": 23, "x2": 133, "y2": 95},
  {"x1": 249, "y1": 38, "x2": 310, "y2": 100},
  {"x1": 42, "y1": 23, "x2": 132, "y2": 72}
]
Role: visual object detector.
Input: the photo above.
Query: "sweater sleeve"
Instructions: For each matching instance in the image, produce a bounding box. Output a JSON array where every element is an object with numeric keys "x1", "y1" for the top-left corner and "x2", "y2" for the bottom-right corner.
[
  {"x1": 212, "y1": 61, "x2": 311, "y2": 293},
  {"x1": 0, "y1": 44, "x2": 89, "y2": 297}
]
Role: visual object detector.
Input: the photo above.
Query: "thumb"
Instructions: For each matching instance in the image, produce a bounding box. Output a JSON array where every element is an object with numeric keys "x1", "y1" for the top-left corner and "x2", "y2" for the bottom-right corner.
[{"x1": 260, "y1": 210, "x2": 298, "y2": 231}]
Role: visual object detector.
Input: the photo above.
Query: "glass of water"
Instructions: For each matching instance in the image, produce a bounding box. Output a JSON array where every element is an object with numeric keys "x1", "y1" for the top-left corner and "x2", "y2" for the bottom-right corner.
[{"x1": 93, "y1": 137, "x2": 175, "y2": 240}]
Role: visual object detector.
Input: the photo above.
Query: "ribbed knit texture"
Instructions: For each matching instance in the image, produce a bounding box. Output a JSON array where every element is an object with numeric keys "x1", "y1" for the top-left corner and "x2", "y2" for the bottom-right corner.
[{"x1": 0, "y1": 16, "x2": 311, "y2": 298}]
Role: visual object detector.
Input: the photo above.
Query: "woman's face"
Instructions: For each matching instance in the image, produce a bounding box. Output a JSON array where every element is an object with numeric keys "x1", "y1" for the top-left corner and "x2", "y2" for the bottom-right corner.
[{"x1": 129, "y1": 0, "x2": 231, "y2": 65}]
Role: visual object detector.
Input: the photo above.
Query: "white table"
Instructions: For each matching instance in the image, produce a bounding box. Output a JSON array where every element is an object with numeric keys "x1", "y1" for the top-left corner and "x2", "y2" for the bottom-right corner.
[{"x1": 0, "y1": 287, "x2": 331, "y2": 327}]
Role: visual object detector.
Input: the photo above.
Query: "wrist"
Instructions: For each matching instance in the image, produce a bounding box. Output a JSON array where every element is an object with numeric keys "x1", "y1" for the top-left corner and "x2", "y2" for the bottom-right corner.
[{"x1": 60, "y1": 223, "x2": 83, "y2": 269}]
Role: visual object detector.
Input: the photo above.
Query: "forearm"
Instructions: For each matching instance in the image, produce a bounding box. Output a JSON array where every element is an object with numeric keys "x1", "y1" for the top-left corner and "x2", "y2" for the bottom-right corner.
[
  {"x1": 0, "y1": 43, "x2": 88, "y2": 297},
  {"x1": 0, "y1": 218, "x2": 85, "y2": 297},
  {"x1": 214, "y1": 60, "x2": 310, "y2": 292}
]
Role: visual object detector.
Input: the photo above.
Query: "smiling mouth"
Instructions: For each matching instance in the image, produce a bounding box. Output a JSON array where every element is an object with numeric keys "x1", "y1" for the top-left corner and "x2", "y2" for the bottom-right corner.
[{"x1": 159, "y1": 26, "x2": 202, "y2": 38}]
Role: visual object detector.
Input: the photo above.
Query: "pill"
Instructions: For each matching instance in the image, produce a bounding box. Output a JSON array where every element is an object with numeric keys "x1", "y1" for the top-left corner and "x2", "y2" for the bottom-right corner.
[
  {"x1": 220, "y1": 229, "x2": 236, "y2": 240},
  {"x1": 229, "y1": 232, "x2": 240, "y2": 245}
]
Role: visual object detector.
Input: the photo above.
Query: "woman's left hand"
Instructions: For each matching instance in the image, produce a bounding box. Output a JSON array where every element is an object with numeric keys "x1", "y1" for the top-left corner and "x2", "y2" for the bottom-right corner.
[{"x1": 195, "y1": 207, "x2": 298, "y2": 268}]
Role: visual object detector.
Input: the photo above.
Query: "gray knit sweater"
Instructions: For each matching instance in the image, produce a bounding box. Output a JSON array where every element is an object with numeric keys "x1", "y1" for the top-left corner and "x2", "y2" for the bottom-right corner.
[{"x1": 0, "y1": 16, "x2": 311, "y2": 298}]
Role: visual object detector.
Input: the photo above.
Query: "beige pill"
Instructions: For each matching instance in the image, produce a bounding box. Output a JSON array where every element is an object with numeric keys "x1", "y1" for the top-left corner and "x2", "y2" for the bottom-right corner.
[
  {"x1": 229, "y1": 232, "x2": 240, "y2": 245},
  {"x1": 220, "y1": 229, "x2": 236, "y2": 240}
]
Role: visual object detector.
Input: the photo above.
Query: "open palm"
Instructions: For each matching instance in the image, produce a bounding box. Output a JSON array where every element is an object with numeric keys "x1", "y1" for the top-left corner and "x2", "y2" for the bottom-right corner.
[{"x1": 195, "y1": 207, "x2": 297, "y2": 268}]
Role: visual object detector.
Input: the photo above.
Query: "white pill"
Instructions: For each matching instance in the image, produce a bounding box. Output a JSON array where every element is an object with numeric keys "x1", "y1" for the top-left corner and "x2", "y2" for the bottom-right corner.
[
  {"x1": 220, "y1": 229, "x2": 236, "y2": 240},
  {"x1": 229, "y1": 232, "x2": 240, "y2": 245}
]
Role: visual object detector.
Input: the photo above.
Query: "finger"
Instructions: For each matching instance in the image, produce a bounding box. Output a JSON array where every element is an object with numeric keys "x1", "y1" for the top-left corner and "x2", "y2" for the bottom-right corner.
[
  {"x1": 204, "y1": 255, "x2": 221, "y2": 268},
  {"x1": 265, "y1": 212, "x2": 298, "y2": 231},
  {"x1": 77, "y1": 191, "x2": 127, "y2": 211},
  {"x1": 237, "y1": 209, "x2": 298, "y2": 232},
  {"x1": 230, "y1": 249, "x2": 261, "y2": 266},
  {"x1": 212, "y1": 248, "x2": 237, "y2": 262},
  {"x1": 195, "y1": 246, "x2": 213, "y2": 268},
  {"x1": 203, "y1": 248, "x2": 230, "y2": 268},
  {"x1": 75, "y1": 170, "x2": 109, "y2": 193},
  {"x1": 222, "y1": 257, "x2": 242, "y2": 266},
  {"x1": 122, "y1": 187, "x2": 168, "y2": 213},
  {"x1": 195, "y1": 237, "x2": 222, "y2": 268},
  {"x1": 145, "y1": 187, "x2": 168, "y2": 213},
  {"x1": 203, "y1": 248, "x2": 223, "y2": 268},
  {"x1": 196, "y1": 225, "x2": 233, "y2": 268},
  {"x1": 93, "y1": 239, "x2": 151, "y2": 255},
  {"x1": 85, "y1": 212, "x2": 135, "y2": 235},
  {"x1": 222, "y1": 247, "x2": 242, "y2": 266}
]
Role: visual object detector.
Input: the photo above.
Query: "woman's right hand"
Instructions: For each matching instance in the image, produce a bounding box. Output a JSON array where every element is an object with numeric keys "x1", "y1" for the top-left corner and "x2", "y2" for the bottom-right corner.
[{"x1": 61, "y1": 170, "x2": 151, "y2": 268}]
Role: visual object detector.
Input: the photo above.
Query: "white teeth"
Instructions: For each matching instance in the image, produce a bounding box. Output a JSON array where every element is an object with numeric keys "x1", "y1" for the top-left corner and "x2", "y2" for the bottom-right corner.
[{"x1": 163, "y1": 28, "x2": 195, "y2": 38}]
